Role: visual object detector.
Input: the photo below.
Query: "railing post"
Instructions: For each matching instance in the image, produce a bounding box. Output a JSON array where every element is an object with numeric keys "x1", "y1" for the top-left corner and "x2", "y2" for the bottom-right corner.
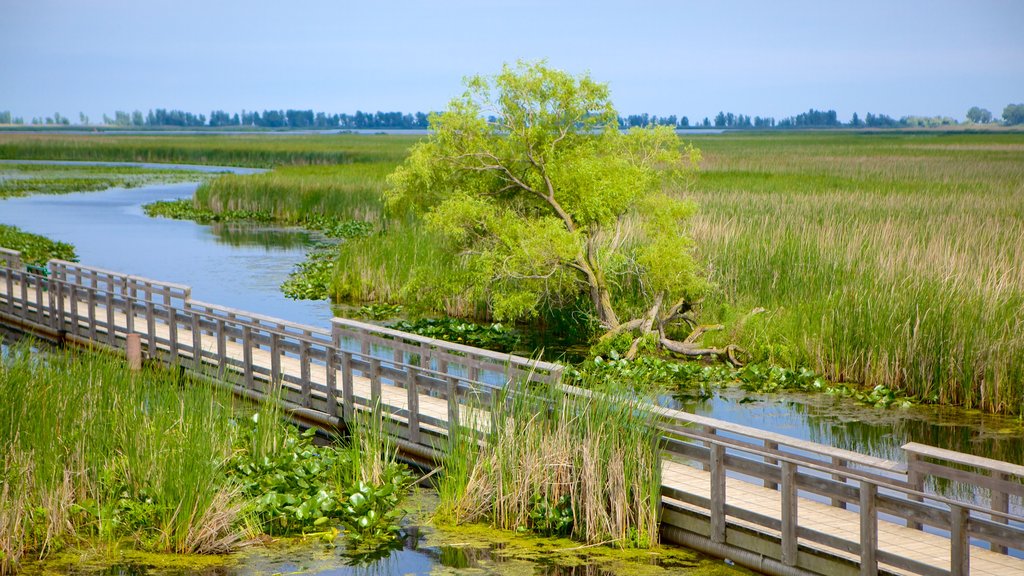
[
  {"x1": 710, "y1": 443, "x2": 726, "y2": 544},
  {"x1": 242, "y1": 325, "x2": 254, "y2": 389},
  {"x1": 270, "y1": 333, "x2": 281, "y2": 382},
  {"x1": 406, "y1": 369, "x2": 420, "y2": 444},
  {"x1": 341, "y1": 351, "x2": 354, "y2": 420},
  {"x1": 447, "y1": 376, "x2": 460, "y2": 428},
  {"x1": 370, "y1": 358, "x2": 382, "y2": 404},
  {"x1": 190, "y1": 306, "x2": 202, "y2": 370},
  {"x1": 950, "y1": 505, "x2": 970, "y2": 576},
  {"x1": 299, "y1": 339, "x2": 311, "y2": 408},
  {"x1": 167, "y1": 306, "x2": 179, "y2": 364},
  {"x1": 763, "y1": 439, "x2": 779, "y2": 489},
  {"x1": 991, "y1": 472, "x2": 1009, "y2": 554},
  {"x1": 105, "y1": 289, "x2": 116, "y2": 346},
  {"x1": 781, "y1": 460, "x2": 798, "y2": 565},
  {"x1": 832, "y1": 456, "x2": 848, "y2": 509},
  {"x1": 906, "y1": 451, "x2": 924, "y2": 530},
  {"x1": 702, "y1": 425, "x2": 716, "y2": 472},
  {"x1": 325, "y1": 344, "x2": 338, "y2": 421},
  {"x1": 859, "y1": 480, "x2": 877, "y2": 576}
]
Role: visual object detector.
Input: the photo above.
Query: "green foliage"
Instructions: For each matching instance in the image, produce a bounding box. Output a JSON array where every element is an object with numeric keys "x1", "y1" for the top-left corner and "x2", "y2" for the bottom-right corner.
[
  {"x1": 282, "y1": 245, "x2": 335, "y2": 300},
  {"x1": 388, "y1": 318, "x2": 521, "y2": 352},
  {"x1": 356, "y1": 303, "x2": 404, "y2": 320},
  {"x1": 144, "y1": 199, "x2": 274, "y2": 223},
  {"x1": 566, "y1": 353, "x2": 716, "y2": 401},
  {"x1": 384, "y1": 61, "x2": 702, "y2": 324},
  {"x1": 526, "y1": 494, "x2": 574, "y2": 537},
  {"x1": 0, "y1": 224, "x2": 77, "y2": 265}
]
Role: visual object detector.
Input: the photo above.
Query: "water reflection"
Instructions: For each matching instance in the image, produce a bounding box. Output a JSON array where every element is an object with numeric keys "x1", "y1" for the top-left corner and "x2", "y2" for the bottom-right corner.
[{"x1": 209, "y1": 222, "x2": 321, "y2": 250}]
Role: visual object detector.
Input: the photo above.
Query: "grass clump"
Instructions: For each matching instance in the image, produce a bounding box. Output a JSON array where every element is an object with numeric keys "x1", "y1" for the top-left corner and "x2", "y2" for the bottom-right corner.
[
  {"x1": 0, "y1": 343, "x2": 412, "y2": 574},
  {"x1": 0, "y1": 343, "x2": 244, "y2": 572},
  {"x1": 0, "y1": 224, "x2": 77, "y2": 265},
  {"x1": 436, "y1": 383, "x2": 661, "y2": 548}
]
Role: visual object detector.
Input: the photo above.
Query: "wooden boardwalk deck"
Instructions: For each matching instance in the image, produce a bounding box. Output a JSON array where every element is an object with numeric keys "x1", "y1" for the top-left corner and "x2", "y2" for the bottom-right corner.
[{"x1": 2, "y1": 250, "x2": 1023, "y2": 576}]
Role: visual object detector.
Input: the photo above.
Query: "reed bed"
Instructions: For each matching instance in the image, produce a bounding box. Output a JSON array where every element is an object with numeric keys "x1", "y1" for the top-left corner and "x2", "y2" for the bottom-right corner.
[
  {"x1": 195, "y1": 163, "x2": 394, "y2": 222},
  {"x1": 0, "y1": 344, "x2": 244, "y2": 574},
  {"x1": 436, "y1": 383, "x2": 662, "y2": 548},
  {"x1": 0, "y1": 133, "x2": 417, "y2": 168},
  {"x1": 685, "y1": 132, "x2": 1024, "y2": 413}
]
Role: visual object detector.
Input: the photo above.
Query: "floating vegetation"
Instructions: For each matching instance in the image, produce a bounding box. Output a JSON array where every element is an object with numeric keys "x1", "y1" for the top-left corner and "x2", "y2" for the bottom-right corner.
[
  {"x1": 0, "y1": 224, "x2": 77, "y2": 265},
  {"x1": 0, "y1": 163, "x2": 206, "y2": 199},
  {"x1": 388, "y1": 318, "x2": 521, "y2": 353}
]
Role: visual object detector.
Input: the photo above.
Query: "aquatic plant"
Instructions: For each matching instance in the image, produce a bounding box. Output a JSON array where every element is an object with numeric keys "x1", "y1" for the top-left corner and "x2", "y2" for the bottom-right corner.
[
  {"x1": 437, "y1": 382, "x2": 662, "y2": 548},
  {"x1": 0, "y1": 224, "x2": 77, "y2": 265}
]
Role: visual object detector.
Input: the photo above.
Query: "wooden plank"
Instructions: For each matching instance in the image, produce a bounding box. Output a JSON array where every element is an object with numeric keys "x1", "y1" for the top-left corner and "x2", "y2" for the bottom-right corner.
[
  {"x1": 300, "y1": 339, "x2": 311, "y2": 408},
  {"x1": 242, "y1": 326, "x2": 254, "y2": 389},
  {"x1": 710, "y1": 443, "x2": 726, "y2": 544},
  {"x1": 781, "y1": 460, "x2": 798, "y2": 565},
  {"x1": 859, "y1": 481, "x2": 877, "y2": 576},
  {"x1": 341, "y1": 352, "x2": 354, "y2": 420},
  {"x1": 406, "y1": 369, "x2": 420, "y2": 444},
  {"x1": 763, "y1": 439, "x2": 779, "y2": 490},
  {"x1": 991, "y1": 471, "x2": 1009, "y2": 554},
  {"x1": 950, "y1": 505, "x2": 969, "y2": 576},
  {"x1": 913, "y1": 460, "x2": 1024, "y2": 498},
  {"x1": 904, "y1": 442, "x2": 1024, "y2": 478},
  {"x1": 370, "y1": 358, "x2": 382, "y2": 405}
]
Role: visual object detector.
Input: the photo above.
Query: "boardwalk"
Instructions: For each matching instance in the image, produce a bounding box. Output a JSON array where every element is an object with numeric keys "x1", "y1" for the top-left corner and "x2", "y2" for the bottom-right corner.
[{"x1": 2, "y1": 249, "x2": 1022, "y2": 576}]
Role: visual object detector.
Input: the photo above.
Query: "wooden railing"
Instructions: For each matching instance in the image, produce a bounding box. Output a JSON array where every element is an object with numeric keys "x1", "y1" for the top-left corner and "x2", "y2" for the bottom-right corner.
[{"x1": 1, "y1": 251, "x2": 1022, "y2": 576}]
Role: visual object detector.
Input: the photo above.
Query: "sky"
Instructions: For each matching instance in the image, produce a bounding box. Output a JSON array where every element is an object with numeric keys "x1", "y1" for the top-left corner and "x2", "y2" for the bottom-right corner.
[{"x1": 2, "y1": 0, "x2": 1022, "y2": 123}]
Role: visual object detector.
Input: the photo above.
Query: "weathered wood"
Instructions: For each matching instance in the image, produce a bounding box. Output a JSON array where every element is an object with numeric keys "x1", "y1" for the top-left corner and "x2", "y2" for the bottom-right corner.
[
  {"x1": 370, "y1": 358, "x2": 382, "y2": 404},
  {"x1": 406, "y1": 369, "x2": 420, "y2": 444},
  {"x1": 860, "y1": 481, "x2": 877, "y2": 576},
  {"x1": 781, "y1": 460, "x2": 798, "y2": 565},
  {"x1": 299, "y1": 339, "x2": 311, "y2": 408},
  {"x1": 242, "y1": 325, "x2": 254, "y2": 389},
  {"x1": 710, "y1": 443, "x2": 726, "y2": 544},
  {"x1": 991, "y1": 471, "x2": 1009, "y2": 554},
  {"x1": 831, "y1": 456, "x2": 848, "y2": 509},
  {"x1": 950, "y1": 505, "x2": 969, "y2": 576},
  {"x1": 763, "y1": 439, "x2": 779, "y2": 490},
  {"x1": 341, "y1": 351, "x2": 354, "y2": 420},
  {"x1": 126, "y1": 333, "x2": 142, "y2": 371}
]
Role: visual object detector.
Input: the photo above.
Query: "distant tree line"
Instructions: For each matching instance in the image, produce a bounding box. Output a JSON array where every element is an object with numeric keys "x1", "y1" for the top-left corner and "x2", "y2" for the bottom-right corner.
[{"x1": 2, "y1": 103, "x2": 1023, "y2": 129}]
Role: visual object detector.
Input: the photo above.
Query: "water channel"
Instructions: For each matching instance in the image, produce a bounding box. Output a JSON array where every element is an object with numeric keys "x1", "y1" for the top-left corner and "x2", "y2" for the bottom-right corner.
[{"x1": 2, "y1": 164, "x2": 1022, "y2": 573}]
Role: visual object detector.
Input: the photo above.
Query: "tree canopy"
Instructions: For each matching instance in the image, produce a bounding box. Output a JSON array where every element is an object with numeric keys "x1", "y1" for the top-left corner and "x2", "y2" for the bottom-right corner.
[{"x1": 385, "y1": 62, "x2": 726, "y2": 358}]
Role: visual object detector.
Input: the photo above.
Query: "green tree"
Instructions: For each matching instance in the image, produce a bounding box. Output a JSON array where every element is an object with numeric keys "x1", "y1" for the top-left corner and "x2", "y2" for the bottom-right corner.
[
  {"x1": 1003, "y1": 103, "x2": 1024, "y2": 125},
  {"x1": 966, "y1": 106, "x2": 992, "y2": 123},
  {"x1": 386, "y1": 61, "x2": 739, "y2": 361}
]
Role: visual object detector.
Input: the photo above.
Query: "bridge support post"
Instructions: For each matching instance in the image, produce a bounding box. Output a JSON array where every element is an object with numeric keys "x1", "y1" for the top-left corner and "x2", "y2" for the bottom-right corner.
[{"x1": 126, "y1": 333, "x2": 142, "y2": 371}]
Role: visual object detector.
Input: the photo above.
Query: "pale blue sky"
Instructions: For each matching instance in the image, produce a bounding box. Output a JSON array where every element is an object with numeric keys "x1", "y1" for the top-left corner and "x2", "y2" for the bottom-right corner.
[{"x1": 2, "y1": 0, "x2": 1022, "y2": 123}]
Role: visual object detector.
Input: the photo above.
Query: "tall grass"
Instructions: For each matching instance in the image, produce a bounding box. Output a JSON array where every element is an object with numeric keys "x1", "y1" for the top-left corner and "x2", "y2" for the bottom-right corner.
[
  {"x1": 0, "y1": 133, "x2": 417, "y2": 168},
  {"x1": 0, "y1": 343, "x2": 244, "y2": 573},
  {"x1": 328, "y1": 223, "x2": 483, "y2": 317},
  {"x1": 685, "y1": 132, "x2": 1024, "y2": 413},
  {"x1": 436, "y1": 383, "x2": 662, "y2": 548},
  {"x1": 195, "y1": 163, "x2": 394, "y2": 222}
]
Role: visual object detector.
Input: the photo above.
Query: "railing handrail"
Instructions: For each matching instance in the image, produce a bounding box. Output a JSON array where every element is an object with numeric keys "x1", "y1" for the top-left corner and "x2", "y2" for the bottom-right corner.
[
  {"x1": 332, "y1": 317, "x2": 563, "y2": 373},
  {"x1": 904, "y1": 441, "x2": 1024, "y2": 479}
]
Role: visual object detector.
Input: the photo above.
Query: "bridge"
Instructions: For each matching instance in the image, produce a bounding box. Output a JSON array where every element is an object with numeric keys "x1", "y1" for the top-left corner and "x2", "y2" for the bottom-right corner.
[{"x1": 1, "y1": 246, "x2": 1022, "y2": 576}]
